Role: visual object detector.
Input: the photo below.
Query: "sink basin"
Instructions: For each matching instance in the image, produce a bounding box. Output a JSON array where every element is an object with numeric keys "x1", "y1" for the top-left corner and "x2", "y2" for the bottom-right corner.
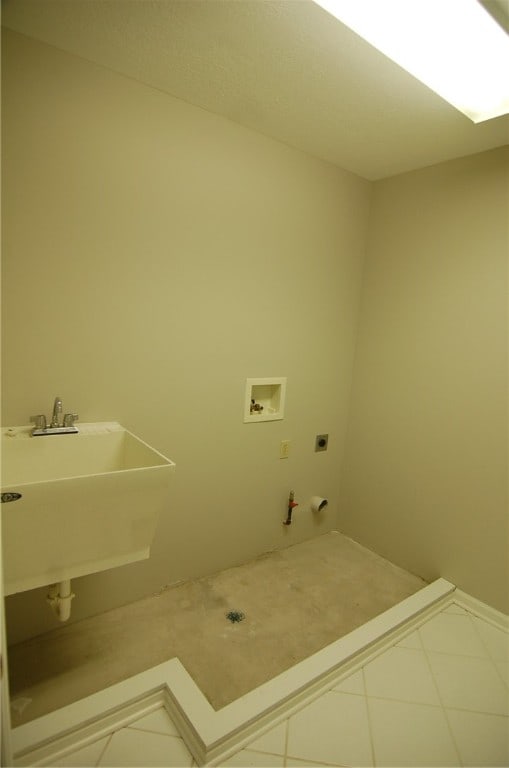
[{"x1": 1, "y1": 422, "x2": 175, "y2": 595}]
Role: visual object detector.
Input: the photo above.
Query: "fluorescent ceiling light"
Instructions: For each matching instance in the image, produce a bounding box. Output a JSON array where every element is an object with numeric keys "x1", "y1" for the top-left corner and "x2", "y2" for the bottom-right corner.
[{"x1": 313, "y1": 0, "x2": 509, "y2": 122}]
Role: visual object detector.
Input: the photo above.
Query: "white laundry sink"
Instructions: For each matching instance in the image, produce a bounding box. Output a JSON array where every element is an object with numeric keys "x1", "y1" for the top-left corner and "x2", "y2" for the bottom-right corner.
[{"x1": 1, "y1": 422, "x2": 175, "y2": 595}]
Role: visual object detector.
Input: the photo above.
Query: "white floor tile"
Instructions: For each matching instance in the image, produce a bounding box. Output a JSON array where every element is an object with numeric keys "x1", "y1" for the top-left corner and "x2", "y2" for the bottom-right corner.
[
  {"x1": 332, "y1": 669, "x2": 364, "y2": 695},
  {"x1": 51, "y1": 736, "x2": 110, "y2": 767},
  {"x1": 395, "y1": 629, "x2": 422, "y2": 649},
  {"x1": 495, "y1": 660, "x2": 509, "y2": 687},
  {"x1": 443, "y1": 604, "x2": 469, "y2": 615},
  {"x1": 98, "y1": 727, "x2": 193, "y2": 767},
  {"x1": 287, "y1": 691, "x2": 373, "y2": 767},
  {"x1": 470, "y1": 616, "x2": 509, "y2": 662},
  {"x1": 364, "y1": 646, "x2": 440, "y2": 705},
  {"x1": 447, "y1": 709, "x2": 509, "y2": 767},
  {"x1": 221, "y1": 748, "x2": 285, "y2": 766},
  {"x1": 245, "y1": 721, "x2": 286, "y2": 755},
  {"x1": 127, "y1": 707, "x2": 180, "y2": 737},
  {"x1": 368, "y1": 698, "x2": 460, "y2": 767},
  {"x1": 286, "y1": 759, "x2": 347, "y2": 767},
  {"x1": 427, "y1": 652, "x2": 509, "y2": 715},
  {"x1": 419, "y1": 613, "x2": 488, "y2": 657}
]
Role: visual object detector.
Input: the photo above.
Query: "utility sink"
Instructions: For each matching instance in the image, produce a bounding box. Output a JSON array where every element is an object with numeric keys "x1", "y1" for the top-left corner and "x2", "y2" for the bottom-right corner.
[{"x1": 1, "y1": 422, "x2": 175, "y2": 595}]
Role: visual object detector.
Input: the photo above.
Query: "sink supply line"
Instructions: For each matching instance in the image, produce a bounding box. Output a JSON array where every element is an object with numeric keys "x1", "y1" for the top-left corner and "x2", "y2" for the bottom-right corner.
[
  {"x1": 31, "y1": 396, "x2": 79, "y2": 436},
  {"x1": 47, "y1": 580, "x2": 75, "y2": 622},
  {"x1": 283, "y1": 489, "x2": 298, "y2": 525}
]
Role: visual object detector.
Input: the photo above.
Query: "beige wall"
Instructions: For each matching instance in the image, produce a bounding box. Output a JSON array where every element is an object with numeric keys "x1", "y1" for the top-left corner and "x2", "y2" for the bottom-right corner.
[
  {"x1": 340, "y1": 147, "x2": 509, "y2": 614},
  {"x1": 3, "y1": 29, "x2": 507, "y2": 644},
  {"x1": 1, "y1": 31, "x2": 372, "y2": 642}
]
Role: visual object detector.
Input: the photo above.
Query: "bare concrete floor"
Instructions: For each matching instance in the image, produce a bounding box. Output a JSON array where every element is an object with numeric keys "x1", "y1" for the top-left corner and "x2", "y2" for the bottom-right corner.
[{"x1": 8, "y1": 532, "x2": 426, "y2": 727}]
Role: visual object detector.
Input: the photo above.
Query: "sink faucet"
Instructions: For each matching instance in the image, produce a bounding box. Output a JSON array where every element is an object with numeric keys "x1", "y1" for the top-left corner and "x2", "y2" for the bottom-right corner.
[
  {"x1": 30, "y1": 396, "x2": 79, "y2": 436},
  {"x1": 50, "y1": 396, "x2": 63, "y2": 428}
]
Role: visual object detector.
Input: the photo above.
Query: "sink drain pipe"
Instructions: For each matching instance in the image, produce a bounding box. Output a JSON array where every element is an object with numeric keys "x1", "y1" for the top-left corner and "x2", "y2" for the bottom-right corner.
[{"x1": 47, "y1": 580, "x2": 75, "y2": 622}]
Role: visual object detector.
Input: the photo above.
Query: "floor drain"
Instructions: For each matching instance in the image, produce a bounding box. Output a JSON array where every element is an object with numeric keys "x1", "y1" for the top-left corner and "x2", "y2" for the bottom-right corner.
[{"x1": 226, "y1": 610, "x2": 245, "y2": 623}]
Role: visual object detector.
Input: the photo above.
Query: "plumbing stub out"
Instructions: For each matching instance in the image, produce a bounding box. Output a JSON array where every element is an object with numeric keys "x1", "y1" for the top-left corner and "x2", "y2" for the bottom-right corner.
[
  {"x1": 47, "y1": 580, "x2": 75, "y2": 622},
  {"x1": 284, "y1": 489, "x2": 298, "y2": 525}
]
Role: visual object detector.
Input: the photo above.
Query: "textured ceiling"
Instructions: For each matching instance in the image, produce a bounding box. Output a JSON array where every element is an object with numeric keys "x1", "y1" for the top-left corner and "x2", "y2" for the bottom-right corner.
[{"x1": 2, "y1": 0, "x2": 509, "y2": 179}]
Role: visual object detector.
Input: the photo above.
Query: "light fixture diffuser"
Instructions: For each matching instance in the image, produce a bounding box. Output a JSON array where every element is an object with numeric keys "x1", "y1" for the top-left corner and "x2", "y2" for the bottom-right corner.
[{"x1": 314, "y1": 0, "x2": 509, "y2": 123}]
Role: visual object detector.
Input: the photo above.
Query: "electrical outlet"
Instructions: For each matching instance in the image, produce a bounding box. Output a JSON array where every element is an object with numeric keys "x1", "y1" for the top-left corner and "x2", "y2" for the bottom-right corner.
[
  {"x1": 315, "y1": 434, "x2": 328, "y2": 452},
  {"x1": 280, "y1": 439, "x2": 290, "y2": 459}
]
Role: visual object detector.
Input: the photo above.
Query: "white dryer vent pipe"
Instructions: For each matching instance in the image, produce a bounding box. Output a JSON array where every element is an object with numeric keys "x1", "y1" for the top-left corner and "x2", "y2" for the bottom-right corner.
[{"x1": 310, "y1": 496, "x2": 328, "y2": 513}]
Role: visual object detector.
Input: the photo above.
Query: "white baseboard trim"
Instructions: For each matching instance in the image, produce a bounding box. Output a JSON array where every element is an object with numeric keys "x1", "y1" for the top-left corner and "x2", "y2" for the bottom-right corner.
[
  {"x1": 454, "y1": 589, "x2": 509, "y2": 631},
  {"x1": 12, "y1": 578, "x2": 456, "y2": 766}
]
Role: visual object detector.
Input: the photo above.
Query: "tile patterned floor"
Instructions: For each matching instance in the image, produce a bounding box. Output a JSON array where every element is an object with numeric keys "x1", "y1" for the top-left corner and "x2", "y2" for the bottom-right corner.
[{"x1": 51, "y1": 602, "x2": 508, "y2": 767}]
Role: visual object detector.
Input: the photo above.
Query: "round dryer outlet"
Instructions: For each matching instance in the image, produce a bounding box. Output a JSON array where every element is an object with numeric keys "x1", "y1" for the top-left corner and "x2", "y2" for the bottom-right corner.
[{"x1": 315, "y1": 434, "x2": 329, "y2": 452}]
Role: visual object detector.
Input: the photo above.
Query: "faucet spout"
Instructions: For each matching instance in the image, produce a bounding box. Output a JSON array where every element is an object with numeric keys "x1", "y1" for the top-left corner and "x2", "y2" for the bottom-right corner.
[{"x1": 50, "y1": 396, "x2": 62, "y2": 428}]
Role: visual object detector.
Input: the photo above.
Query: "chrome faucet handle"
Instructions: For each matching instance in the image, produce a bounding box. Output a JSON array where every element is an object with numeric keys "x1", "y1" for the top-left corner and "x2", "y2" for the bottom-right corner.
[
  {"x1": 63, "y1": 413, "x2": 79, "y2": 427},
  {"x1": 30, "y1": 414, "x2": 47, "y2": 429}
]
